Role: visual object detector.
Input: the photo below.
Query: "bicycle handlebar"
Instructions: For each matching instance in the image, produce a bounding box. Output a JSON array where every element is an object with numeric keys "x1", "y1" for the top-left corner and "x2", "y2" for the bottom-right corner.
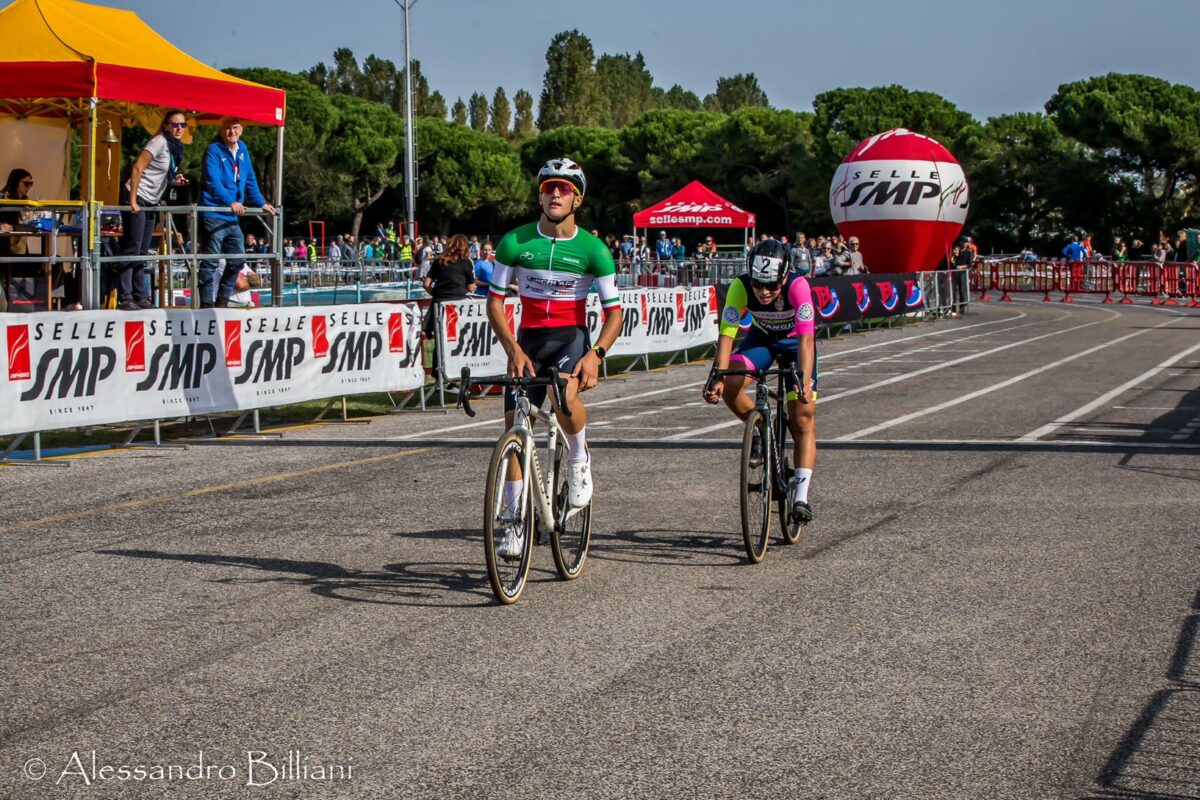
[
  {"x1": 704, "y1": 365, "x2": 802, "y2": 395},
  {"x1": 456, "y1": 367, "x2": 573, "y2": 419}
]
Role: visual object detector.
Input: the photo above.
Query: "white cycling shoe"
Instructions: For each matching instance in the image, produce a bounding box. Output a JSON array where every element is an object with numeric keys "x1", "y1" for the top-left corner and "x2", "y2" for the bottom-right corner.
[
  {"x1": 496, "y1": 524, "x2": 525, "y2": 562},
  {"x1": 566, "y1": 458, "x2": 593, "y2": 508}
]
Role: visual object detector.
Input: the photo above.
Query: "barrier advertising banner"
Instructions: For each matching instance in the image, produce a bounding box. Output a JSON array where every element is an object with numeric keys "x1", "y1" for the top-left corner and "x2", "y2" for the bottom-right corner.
[
  {"x1": 1, "y1": 304, "x2": 425, "y2": 436},
  {"x1": 808, "y1": 272, "x2": 925, "y2": 325},
  {"x1": 608, "y1": 290, "x2": 648, "y2": 357},
  {"x1": 645, "y1": 285, "x2": 718, "y2": 352},
  {"x1": 437, "y1": 297, "x2": 521, "y2": 379},
  {"x1": 437, "y1": 287, "x2": 719, "y2": 379}
]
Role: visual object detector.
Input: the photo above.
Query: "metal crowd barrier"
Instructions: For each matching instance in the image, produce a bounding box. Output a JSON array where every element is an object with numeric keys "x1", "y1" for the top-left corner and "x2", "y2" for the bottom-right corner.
[
  {"x1": 972, "y1": 260, "x2": 1200, "y2": 306},
  {"x1": 273, "y1": 258, "x2": 423, "y2": 305},
  {"x1": 0, "y1": 200, "x2": 86, "y2": 311}
]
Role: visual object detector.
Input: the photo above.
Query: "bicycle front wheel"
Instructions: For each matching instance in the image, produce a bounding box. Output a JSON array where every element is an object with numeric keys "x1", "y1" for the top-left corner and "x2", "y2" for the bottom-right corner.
[
  {"x1": 777, "y1": 453, "x2": 805, "y2": 545},
  {"x1": 551, "y1": 444, "x2": 592, "y2": 580},
  {"x1": 483, "y1": 431, "x2": 534, "y2": 604},
  {"x1": 740, "y1": 411, "x2": 772, "y2": 563}
]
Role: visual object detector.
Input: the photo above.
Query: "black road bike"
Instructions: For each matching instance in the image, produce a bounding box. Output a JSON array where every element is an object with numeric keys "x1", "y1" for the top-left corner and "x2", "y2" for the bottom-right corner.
[{"x1": 705, "y1": 366, "x2": 809, "y2": 563}]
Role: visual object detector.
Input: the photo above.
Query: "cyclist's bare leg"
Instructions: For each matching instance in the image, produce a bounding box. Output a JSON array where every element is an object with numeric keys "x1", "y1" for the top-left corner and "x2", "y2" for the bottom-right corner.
[
  {"x1": 721, "y1": 374, "x2": 755, "y2": 420},
  {"x1": 549, "y1": 374, "x2": 586, "y2": 435},
  {"x1": 787, "y1": 397, "x2": 816, "y2": 470},
  {"x1": 502, "y1": 410, "x2": 524, "y2": 482}
]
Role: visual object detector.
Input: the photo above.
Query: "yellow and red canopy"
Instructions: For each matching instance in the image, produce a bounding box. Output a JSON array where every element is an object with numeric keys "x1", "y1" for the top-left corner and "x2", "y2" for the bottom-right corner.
[{"x1": 0, "y1": 0, "x2": 285, "y2": 125}]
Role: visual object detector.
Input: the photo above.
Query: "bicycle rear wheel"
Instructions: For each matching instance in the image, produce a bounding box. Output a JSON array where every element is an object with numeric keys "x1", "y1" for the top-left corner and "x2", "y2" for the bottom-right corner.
[
  {"x1": 740, "y1": 411, "x2": 771, "y2": 563},
  {"x1": 483, "y1": 431, "x2": 534, "y2": 604},
  {"x1": 551, "y1": 442, "x2": 592, "y2": 580}
]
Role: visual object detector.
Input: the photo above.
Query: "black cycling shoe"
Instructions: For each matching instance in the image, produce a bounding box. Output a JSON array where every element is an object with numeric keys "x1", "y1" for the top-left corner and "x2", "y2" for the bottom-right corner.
[
  {"x1": 748, "y1": 431, "x2": 763, "y2": 468},
  {"x1": 792, "y1": 500, "x2": 813, "y2": 524}
]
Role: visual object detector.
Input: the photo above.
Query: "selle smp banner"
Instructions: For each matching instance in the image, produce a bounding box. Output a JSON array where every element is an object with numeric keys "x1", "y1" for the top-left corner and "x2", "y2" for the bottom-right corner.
[
  {"x1": 2, "y1": 304, "x2": 426, "y2": 436},
  {"x1": 437, "y1": 287, "x2": 718, "y2": 379}
]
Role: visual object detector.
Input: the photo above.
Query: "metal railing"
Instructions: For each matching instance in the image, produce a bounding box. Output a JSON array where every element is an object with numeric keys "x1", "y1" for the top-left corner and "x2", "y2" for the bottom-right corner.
[{"x1": 89, "y1": 203, "x2": 282, "y2": 309}]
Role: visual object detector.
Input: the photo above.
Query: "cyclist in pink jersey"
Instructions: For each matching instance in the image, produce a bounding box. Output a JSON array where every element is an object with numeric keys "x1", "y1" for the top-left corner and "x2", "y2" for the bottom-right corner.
[{"x1": 704, "y1": 239, "x2": 819, "y2": 522}]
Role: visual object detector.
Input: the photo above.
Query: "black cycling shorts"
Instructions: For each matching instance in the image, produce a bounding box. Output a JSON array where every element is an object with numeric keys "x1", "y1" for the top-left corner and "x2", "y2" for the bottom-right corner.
[{"x1": 504, "y1": 325, "x2": 591, "y2": 411}]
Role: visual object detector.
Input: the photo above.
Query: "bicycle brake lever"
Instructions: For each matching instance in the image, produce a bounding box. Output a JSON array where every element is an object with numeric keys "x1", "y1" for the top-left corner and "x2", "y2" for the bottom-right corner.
[
  {"x1": 457, "y1": 367, "x2": 476, "y2": 417},
  {"x1": 552, "y1": 372, "x2": 572, "y2": 418}
]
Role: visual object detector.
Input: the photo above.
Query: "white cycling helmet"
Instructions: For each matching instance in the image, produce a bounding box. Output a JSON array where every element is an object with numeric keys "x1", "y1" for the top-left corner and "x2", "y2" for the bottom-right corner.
[
  {"x1": 748, "y1": 239, "x2": 789, "y2": 284},
  {"x1": 537, "y1": 157, "x2": 586, "y2": 196}
]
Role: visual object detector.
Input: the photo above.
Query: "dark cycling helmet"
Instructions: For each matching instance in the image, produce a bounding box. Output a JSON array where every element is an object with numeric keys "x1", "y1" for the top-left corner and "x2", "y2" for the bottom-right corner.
[
  {"x1": 537, "y1": 157, "x2": 586, "y2": 196},
  {"x1": 748, "y1": 238, "x2": 790, "y2": 284}
]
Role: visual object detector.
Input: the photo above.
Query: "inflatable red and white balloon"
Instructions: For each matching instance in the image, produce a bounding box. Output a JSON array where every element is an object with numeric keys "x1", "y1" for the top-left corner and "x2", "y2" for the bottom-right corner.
[{"x1": 829, "y1": 128, "x2": 969, "y2": 273}]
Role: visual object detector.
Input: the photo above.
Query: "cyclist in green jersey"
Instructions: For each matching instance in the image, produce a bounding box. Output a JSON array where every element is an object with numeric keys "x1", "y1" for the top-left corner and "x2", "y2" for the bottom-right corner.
[{"x1": 486, "y1": 158, "x2": 624, "y2": 559}]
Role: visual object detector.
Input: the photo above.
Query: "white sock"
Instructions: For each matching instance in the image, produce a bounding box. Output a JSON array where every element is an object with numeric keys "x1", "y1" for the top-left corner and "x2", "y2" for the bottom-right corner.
[
  {"x1": 566, "y1": 428, "x2": 588, "y2": 464},
  {"x1": 504, "y1": 480, "x2": 524, "y2": 515},
  {"x1": 794, "y1": 468, "x2": 813, "y2": 503}
]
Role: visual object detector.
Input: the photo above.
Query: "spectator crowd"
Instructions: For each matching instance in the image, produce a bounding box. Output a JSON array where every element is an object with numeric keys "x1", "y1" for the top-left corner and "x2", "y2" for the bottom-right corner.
[{"x1": 2, "y1": 112, "x2": 1194, "y2": 318}]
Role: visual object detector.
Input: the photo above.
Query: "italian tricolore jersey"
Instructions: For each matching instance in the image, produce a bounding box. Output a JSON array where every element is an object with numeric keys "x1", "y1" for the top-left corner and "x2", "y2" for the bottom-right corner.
[{"x1": 491, "y1": 223, "x2": 620, "y2": 329}]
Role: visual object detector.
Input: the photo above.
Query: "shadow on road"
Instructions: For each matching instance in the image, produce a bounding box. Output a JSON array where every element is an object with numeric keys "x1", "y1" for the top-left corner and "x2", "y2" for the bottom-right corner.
[
  {"x1": 1078, "y1": 588, "x2": 1200, "y2": 799},
  {"x1": 590, "y1": 528, "x2": 746, "y2": 567},
  {"x1": 98, "y1": 548, "x2": 495, "y2": 607}
]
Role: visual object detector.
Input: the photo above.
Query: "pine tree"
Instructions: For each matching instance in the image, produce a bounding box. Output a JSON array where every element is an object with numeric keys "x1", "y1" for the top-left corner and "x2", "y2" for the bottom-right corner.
[
  {"x1": 489, "y1": 87, "x2": 512, "y2": 138},
  {"x1": 537, "y1": 30, "x2": 602, "y2": 130},
  {"x1": 513, "y1": 89, "x2": 536, "y2": 141},
  {"x1": 468, "y1": 92, "x2": 489, "y2": 132}
]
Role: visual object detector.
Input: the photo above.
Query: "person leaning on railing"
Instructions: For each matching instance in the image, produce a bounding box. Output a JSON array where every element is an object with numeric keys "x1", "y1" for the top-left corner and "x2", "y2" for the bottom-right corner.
[
  {"x1": 116, "y1": 109, "x2": 190, "y2": 311},
  {"x1": 197, "y1": 115, "x2": 274, "y2": 308}
]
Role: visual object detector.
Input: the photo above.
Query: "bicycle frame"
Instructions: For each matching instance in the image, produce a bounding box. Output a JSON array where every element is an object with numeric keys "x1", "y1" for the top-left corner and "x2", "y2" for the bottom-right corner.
[
  {"x1": 752, "y1": 376, "x2": 788, "y2": 495},
  {"x1": 507, "y1": 393, "x2": 567, "y2": 536},
  {"x1": 457, "y1": 366, "x2": 574, "y2": 537},
  {"x1": 709, "y1": 366, "x2": 798, "y2": 495}
]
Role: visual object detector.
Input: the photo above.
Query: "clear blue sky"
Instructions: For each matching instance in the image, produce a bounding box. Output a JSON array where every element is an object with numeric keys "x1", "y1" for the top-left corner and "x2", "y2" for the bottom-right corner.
[{"x1": 89, "y1": 0, "x2": 1197, "y2": 121}]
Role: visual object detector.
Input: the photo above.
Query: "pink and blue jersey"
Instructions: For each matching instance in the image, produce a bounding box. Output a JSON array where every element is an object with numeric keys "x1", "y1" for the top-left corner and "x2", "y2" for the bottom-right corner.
[{"x1": 719, "y1": 273, "x2": 815, "y2": 340}]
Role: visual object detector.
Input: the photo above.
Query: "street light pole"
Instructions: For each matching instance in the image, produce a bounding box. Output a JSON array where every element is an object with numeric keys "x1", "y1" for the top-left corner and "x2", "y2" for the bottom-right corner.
[{"x1": 394, "y1": 0, "x2": 419, "y2": 240}]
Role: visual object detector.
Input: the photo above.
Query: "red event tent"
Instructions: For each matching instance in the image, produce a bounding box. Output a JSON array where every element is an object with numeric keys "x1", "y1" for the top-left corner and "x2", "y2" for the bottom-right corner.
[{"x1": 633, "y1": 181, "x2": 756, "y2": 241}]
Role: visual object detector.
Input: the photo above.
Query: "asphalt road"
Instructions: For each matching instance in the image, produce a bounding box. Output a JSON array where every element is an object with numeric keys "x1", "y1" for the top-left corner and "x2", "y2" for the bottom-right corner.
[{"x1": 2, "y1": 298, "x2": 1198, "y2": 799}]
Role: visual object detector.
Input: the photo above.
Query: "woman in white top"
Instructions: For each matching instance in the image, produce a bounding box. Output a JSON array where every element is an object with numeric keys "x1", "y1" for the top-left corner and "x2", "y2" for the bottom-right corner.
[{"x1": 117, "y1": 109, "x2": 189, "y2": 311}]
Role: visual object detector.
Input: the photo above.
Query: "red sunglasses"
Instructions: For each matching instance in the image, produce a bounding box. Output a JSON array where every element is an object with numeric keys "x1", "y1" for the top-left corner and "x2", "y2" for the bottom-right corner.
[{"x1": 539, "y1": 179, "x2": 578, "y2": 196}]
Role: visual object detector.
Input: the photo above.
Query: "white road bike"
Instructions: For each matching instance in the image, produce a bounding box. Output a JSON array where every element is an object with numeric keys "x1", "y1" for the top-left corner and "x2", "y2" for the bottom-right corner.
[{"x1": 458, "y1": 367, "x2": 593, "y2": 604}]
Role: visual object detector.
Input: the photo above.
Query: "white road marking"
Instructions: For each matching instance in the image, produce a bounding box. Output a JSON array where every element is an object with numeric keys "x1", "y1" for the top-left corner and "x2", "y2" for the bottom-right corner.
[
  {"x1": 840, "y1": 438, "x2": 1200, "y2": 452},
  {"x1": 391, "y1": 308, "x2": 1042, "y2": 443},
  {"x1": 394, "y1": 380, "x2": 707, "y2": 439},
  {"x1": 669, "y1": 310, "x2": 1114, "y2": 440},
  {"x1": 816, "y1": 310, "x2": 1028, "y2": 360},
  {"x1": 837, "y1": 317, "x2": 1180, "y2": 441},
  {"x1": 1054, "y1": 427, "x2": 1179, "y2": 435},
  {"x1": 1170, "y1": 412, "x2": 1200, "y2": 442},
  {"x1": 1020, "y1": 339, "x2": 1200, "y2": 441}
]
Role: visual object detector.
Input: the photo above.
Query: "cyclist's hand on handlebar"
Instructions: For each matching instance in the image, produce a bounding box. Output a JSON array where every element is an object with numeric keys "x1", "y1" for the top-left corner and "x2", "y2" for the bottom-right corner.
[
  {"x1": 798, "y1": 380, "x2": 813, "y2": 405},
  {"x1": 703, "y1": 379, "x2": 724, "y2": 404},
  {"x1": 507, "y1": 347, "x2": 534, "y2": 378},
  {"x1": 572, "y1": 350, "x2": 601, "y2": 391}
]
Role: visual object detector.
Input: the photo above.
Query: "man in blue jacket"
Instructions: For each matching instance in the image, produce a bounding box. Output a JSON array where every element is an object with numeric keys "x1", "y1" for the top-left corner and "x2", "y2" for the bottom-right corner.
[
  {"x1": 1062, "y1": 235, "x2": 1087, "y2": 262},
  {"x1": 198, "y1": 116, "x2": 275, "y2": 307}
]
